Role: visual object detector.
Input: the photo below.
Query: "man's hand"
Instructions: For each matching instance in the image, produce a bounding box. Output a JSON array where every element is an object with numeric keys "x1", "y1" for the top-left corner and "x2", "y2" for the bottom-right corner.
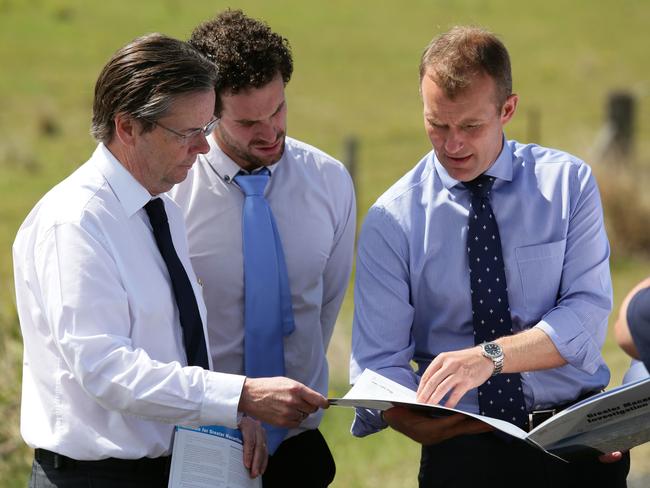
[
  {"x1": 238, "y1": 377, "x2": 329, "y2": 428},
  {"x1": 383, "y1": 406, "x2": 493, "y2": 445},
  {"x1": 416, "y1": 347, "x2": 493, "y2": 407},
  {"x1": 416, "y1": 328, "x2": 567, "y2": 407},
  {"x1": 239, "y1": 416, "x2": 267, "y2": 478}
]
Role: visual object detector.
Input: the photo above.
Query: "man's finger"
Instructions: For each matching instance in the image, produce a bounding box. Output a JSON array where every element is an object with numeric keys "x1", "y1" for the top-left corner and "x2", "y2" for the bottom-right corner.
[
  {"x1": 418, "y1": 361, "x2": 441, "y2": 389},
  {"x1": 300, "y1": 386, "x2": 329, "y2": 409},
  {"x1": 417, "y1": 363, "x2": 444, "y2": 399},
  {"x1": 443, "y1": 383, "x2": 472, "y2": 409},
  {"x1": 251, "y1": 430, "x2": 267, "y2": 477},
  {"x1": 427, "y1": 374, "x2": 458, "y2": 405},
  {"x1": 239, "y1": 419, "x2": 254, "y2": 469}
]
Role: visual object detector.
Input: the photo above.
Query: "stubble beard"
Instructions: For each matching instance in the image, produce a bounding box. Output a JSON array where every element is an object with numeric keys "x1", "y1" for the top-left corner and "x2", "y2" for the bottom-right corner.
[{"x1": 219, "y1": 127, "x2": 286, "y2": 169}]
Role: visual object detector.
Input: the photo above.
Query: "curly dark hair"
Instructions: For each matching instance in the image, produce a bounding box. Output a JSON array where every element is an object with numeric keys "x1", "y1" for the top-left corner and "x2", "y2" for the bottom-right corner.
[{"x1": 189, "y1": 9, "x2": 293, "y2": 115}]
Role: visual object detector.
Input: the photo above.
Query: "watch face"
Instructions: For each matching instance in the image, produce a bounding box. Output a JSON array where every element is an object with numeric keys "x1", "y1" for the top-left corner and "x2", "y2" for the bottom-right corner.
[{"x1": 483, "y1": 342, "x2": 502, "y2": 357}]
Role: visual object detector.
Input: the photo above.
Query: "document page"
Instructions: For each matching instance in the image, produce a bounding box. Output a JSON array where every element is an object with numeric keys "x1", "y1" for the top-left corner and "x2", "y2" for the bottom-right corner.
[
  {"x1": 333, "y1": 369, "x2": 650, "y2": 460},
  {"x1": 339, "y1": 369, "x2": 417, "y2": 401},
  {"x1": 168, "y1": 425, "x2": 261, "y2": 488},
  {"x1": 527, "y1": 377, "x2": 650, "y2": 456},
  {"x1": 330, "y1": 369, "x2": 528, "y2": 440}
]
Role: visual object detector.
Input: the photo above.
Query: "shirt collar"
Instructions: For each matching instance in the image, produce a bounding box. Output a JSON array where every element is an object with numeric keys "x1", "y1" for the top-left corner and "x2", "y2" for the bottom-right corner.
[
  {"x1": 204, "y1": 132, "x2": 281, "y2": 182},
  {"x1": 434, "y1": 134, "x2": 513, "y2": 190},
  {"x1": 92, "y1": 143, "x2": 153, "y2": 218}
]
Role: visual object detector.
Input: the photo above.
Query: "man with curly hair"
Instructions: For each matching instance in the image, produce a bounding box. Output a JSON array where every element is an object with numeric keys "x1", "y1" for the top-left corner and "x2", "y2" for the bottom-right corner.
[{"x1": 171, "y1": 10, "x2": 355, "y2": 487}]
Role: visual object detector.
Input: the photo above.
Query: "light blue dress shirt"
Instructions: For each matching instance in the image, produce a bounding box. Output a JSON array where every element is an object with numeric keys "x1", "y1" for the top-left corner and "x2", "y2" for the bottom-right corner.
[{"x1": 350, "y1": 138, "x2": 612, "y2": 436}]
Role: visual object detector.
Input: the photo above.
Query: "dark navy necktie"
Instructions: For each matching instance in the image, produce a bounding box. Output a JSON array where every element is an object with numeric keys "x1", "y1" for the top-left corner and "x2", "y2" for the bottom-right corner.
[
  {"x1": 235, "y1": 168, "x2": 295, "y2": 454},
  {"x1": 145, "y1": 198, "x2": 210, "y2": 370},
  {"x1": 464, "y1": 175, "x2": 528, "y2": 430}
]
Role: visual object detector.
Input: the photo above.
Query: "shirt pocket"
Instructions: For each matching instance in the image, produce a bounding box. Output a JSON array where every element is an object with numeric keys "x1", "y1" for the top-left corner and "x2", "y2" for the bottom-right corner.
[{"x1": 515, "y1": 239, "x2": 566, "y2": 317}]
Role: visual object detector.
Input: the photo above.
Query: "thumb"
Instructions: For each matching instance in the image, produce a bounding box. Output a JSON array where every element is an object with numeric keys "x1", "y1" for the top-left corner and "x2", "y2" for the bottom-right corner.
[{"x1": 301, "y1": 386, "x2": 329, "y2": 409}]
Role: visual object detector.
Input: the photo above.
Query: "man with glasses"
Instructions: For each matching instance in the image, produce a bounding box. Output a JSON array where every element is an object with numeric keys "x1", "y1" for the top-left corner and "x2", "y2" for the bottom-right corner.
[
  {"x1": 171, "y1": 10, "x2": 355, "y2": 487},
  {"x1": 13, "y1": 33, "x2": 328, "y2": 488},
  {"x1": 143, "y1": 116, "x2": 220, "y2": 145},
  {"x1": 350, "y1": 26, "x2": 629, "y2": 487}
]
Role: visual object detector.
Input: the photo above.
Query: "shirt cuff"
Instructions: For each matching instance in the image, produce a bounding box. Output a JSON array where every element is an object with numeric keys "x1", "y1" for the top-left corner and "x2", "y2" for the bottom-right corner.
[
  {"x1": 351, "y1": 407, "x2": 387, "y2": 437},
  {"x1": 200, "y1": 371, "x2": 246, "y2": 428},
  {"x1": 535, "y1": 307, "x2": 604, "y2": 375}
]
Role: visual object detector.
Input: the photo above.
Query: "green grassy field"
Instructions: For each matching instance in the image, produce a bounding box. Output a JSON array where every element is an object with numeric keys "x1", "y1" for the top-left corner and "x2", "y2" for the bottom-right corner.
[{"x1": 1, "y1": 0, "x2": 650, "y2": 486}]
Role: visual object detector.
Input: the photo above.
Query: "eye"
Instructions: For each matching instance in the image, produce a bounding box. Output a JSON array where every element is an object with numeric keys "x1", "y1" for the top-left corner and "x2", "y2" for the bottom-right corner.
[
  {"x1": 182, "y1": 128, "x2": 202, "y2": 139},
  {"x1": 428, "y1": 120, "x2": 446, "y2": 130},
  {"x1": 272, "y1": 102, "x2": 286, "y2": 118},
  {"x1": 239, "y1": 121, "x2": 256, "y2": 128}
]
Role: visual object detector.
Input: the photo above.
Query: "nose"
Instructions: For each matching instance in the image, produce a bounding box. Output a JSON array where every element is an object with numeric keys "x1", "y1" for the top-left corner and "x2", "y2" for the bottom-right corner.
[
  {"x1": 191, "y1": 132, "x2": 211, "y2": 155},
  {"x1": 443, "y1": 128, "x2": 464, "y2": 154},
  {"x1": 256, "y1": 120, "x2": 278, "y2": 143}
]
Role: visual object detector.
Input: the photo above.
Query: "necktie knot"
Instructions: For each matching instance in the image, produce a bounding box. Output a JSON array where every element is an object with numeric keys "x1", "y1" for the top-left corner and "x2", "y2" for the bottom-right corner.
[
  {"x1": 234, "y1": 168, "x2": 271, "y2": 197},
  {"x1": 463, "y1": 174, "x2": 495, "y2": 200},
  {"x1": 144, "y1": 198, "x2": 168, "y2": 227}
]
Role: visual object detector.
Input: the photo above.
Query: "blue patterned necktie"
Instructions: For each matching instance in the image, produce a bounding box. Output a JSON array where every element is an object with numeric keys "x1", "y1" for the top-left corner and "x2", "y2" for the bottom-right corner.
[
  {"x1": 145, "y1": 198, "x2": 210, "y2": 370},
  {"x1": 235, "y1": 168, "x2": 295, "y2": 454},
  {"x1": 464, "y1": 175, "x2": 528, "y2": 430}
]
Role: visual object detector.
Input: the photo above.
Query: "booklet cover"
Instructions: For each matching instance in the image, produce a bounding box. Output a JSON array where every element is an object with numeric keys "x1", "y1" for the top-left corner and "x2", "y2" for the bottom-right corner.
[
  {"x1": 330, "y1": 369, "x2": 650, "y2": 461},
  {"x1": 168, "y1": 425, "x2": 261, "y2": 488}
]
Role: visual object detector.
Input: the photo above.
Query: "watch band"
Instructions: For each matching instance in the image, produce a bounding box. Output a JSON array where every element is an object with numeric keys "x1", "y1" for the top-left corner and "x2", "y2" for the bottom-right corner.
[
  {"x1": 492, "y1": 355, "x2": 504, "y2": 376},
  {"x1": 481, "y1": 342, "x2": 504, "y2": 376}
]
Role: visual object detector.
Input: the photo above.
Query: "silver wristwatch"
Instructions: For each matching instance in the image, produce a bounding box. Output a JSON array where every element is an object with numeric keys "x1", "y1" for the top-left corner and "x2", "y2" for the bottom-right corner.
[{"x1": 480, "y1": 342, "x2": 504, "y2": 376}]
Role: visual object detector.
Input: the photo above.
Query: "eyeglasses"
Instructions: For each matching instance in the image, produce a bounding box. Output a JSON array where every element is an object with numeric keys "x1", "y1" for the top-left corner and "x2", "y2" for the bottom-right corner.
[{"x1": 145, "y1": 117, "x2": 219, "y2": 144}]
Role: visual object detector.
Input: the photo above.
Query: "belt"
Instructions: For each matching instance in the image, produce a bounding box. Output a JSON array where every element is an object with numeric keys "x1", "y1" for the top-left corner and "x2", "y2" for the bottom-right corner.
[
  {"x1": 528, "y1": 408, "x2": 557, "y2": 431},
  {"x1": 34, "y1": 448, "x2": 171, "y2": 473},
  {"x1": 527, "y1": 390, "x2": 601, "y2": 432}
]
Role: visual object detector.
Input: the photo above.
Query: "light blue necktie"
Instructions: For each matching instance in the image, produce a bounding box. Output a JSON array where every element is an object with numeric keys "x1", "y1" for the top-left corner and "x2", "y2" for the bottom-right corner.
[{"x1": 235, "y1": 168, "x2": 295, "y2": 454}]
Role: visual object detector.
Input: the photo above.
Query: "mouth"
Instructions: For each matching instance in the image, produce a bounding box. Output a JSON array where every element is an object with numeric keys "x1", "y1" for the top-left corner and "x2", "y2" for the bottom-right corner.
[
  {"x1": 253, "y1": 137, "x2": 283, "y2": 154},
  {"x1": 445, "y1": 154, "x2": 472, "y2": 165},
  {"x1": 179, "y1": 157, "x2": 197, "y2": 170}
]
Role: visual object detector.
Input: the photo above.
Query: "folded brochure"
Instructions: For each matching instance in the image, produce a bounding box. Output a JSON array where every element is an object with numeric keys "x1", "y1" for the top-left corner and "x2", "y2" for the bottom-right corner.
[
  {"x1": 168, "y1": 425, "x2": 261, "y2": 488},
  {"x1": 330, "y1": 368, "x2": 650, "y2": 461}
]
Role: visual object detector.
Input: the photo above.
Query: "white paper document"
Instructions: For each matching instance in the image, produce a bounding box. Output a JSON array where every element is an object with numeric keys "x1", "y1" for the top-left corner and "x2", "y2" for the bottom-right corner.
[
  {"x1": 168, "y1": 425, "x2": 261, "y2": 488},
  {"x1": 330, "y1": 368, "x2": 650, "y2": 461}
]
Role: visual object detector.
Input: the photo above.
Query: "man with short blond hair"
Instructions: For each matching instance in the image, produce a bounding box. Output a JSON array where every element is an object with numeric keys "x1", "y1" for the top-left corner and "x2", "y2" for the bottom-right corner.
[{"x1": 351, "y1": 26, "x2": 629, "y2": 487}]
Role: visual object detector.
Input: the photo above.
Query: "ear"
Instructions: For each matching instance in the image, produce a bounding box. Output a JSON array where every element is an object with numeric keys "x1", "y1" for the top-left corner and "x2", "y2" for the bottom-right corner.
[
  {"x1": 500, "y1": 94, "x2": 518, "y2": 125},
  {"x1": 113, "y1": 113, "x2": 139, "y2": 147}
]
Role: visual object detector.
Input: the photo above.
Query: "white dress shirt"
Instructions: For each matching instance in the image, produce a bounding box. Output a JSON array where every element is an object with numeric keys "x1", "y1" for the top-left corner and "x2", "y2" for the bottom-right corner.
[
  {"x1": 170, "y1": 135, "x2": 355, "y2": 439},
  {"x1": 13, "y1": 144, "x2": 245, "y2": 460}
]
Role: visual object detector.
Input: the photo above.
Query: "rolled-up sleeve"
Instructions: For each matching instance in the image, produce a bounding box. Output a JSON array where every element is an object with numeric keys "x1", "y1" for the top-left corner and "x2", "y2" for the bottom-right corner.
[
  {"x1": 535, "y1": 164, "x2": 612, "y2": 374},
  {"x1": 626, "y1": 287, "x2": 650, "y2": 369}
]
